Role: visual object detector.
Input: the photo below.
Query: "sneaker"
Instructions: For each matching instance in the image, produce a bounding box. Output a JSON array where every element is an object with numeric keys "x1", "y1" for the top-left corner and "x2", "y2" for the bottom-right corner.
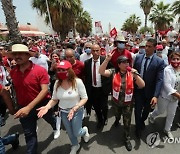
[
  {"x1": 164, "y1": 130, "x2": 174, "y2": 139},
  {"x1": 148, "y1": 113, "x2": 155, "y2": 124},
  {"x1": 70, "y1": 144, "x2": 80, "y2": 154},
  {"x1": 83, "y1": 126, "x2": 90, "y2": 143},
  {"x1": 11, "y1": 133, "x2": 19, "y2": 150},
  {"x1": 0, "y1": 117, "x2": 6, "y2": 126},
  {"x1": 54, "y1": 130, "x2": 60, "y2": 139}
]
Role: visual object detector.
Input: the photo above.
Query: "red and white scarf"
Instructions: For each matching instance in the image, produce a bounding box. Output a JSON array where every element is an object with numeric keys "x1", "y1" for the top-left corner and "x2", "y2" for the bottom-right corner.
[{"x1": 112, "y1": 71, "x2": 134, "y2": 103}]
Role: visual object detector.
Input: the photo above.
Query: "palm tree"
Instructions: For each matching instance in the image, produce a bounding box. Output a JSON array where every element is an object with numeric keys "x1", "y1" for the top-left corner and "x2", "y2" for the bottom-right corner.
[
  {"x1": 140, "y1": 0, "x2": 155, "y2": 28},
  {"x1": 121, "y1": 14, "x2": 141, "y2": 34},
  {"x1": 149, "y1": 1, "x2": 174, "y2": 30},
  {"x1": 171, "y1": 0, "x2": 180, "y2": 23},
  {"x1": 1, "y1": 0, "x2": 21, "y2": 43},
  {"x1": 76, "y1": 9, "x2": 92, "y2": 37},
  {"x1": 32, "y1": 0, "x2": 83, "y2": 40}
]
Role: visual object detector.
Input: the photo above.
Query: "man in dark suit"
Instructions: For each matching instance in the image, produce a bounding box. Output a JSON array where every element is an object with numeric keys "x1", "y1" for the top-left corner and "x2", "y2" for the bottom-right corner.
[
  {"x1": 84, "y1": 44, "x2": 112, "y2": 129},
  {"x1": 133, "y1": 38, "x2": 165, "y2": 138}
]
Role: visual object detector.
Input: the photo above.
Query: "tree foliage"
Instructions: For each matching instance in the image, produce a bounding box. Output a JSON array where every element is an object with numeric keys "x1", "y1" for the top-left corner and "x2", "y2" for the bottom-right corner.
[
  {"x1": 121, "y1": 14, "x2": 141, "y2": 34},
  {"x1": 1, "y1": 0, "x2": 22, "y2": 43},
  {"x1": 149, "y1": 1, "x2": 174, "y2": 30},
  {"x1": 32, "y1": 0, "x2": 92, "y2": 40},
  {"x1": 140, "y1": 0, "x2": 155, "y2": 27}
]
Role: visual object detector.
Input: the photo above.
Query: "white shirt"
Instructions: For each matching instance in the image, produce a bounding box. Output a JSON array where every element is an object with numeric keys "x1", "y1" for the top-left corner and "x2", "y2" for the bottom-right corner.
[
  {"x1": 160, "y1": 65, "x2": 179, "y2": 101},
  {"x1": 29, "y1": 54, "x2": 49, "y2": 71},
  {"x1": 167, "y1": 30, "x2": 178, "y2": 42},
  {"x1": 0, "y1": 66, "x2": 9, "y2": 86},
  {"x1": 91, "y1": 58, "x2": 102, "y2": 87},
  {"x1": 162, "y1": 46, "x2": 169, "y2": 55},
  {"x1": 52, "y1": 78, "x2": 88, "y2": 109},
  {"x1": 80, "y1": 53, "x2": 92, "y2": 63}
]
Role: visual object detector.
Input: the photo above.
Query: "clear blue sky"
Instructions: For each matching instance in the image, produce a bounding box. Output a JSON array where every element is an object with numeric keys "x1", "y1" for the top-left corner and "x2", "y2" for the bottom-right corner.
[{"x1": 0, "y1": 0, "x2": 177, "y2": 33}]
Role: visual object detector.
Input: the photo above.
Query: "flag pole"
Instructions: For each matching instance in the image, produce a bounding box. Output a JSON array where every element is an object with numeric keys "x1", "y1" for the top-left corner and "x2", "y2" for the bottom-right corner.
[{"x1": 45, "y1": 0, "x2": 55, "y2": 42}]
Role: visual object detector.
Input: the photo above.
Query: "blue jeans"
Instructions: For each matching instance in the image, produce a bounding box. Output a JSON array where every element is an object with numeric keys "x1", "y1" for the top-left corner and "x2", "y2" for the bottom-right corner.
[
  {"x1": 0, "y1": 138, "x2": 5, "y2": 154},
  {"x1": 0, "y1": 134, "x2": 18, "y2": 154},
  {"x1": 61, "y1": 107, "x2": 86, "y2": 145},
  {"x1": 19, "y1": 99, "x2": 56, "y2": 154}
]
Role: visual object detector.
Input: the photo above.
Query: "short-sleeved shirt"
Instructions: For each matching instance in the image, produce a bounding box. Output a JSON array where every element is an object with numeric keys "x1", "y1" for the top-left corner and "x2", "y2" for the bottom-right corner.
[
  {"x1": 72, "y1": 60, "x2": 84, "y2": 79},
  {"x1": 111, "y1": 48, "x2": 132, "y2": 68},
  {"x1": 10, "y1": 62, "x2": 50, "y2": 107},
  {"x1": 52, "y1": 78, "x2": 87, "y2": 109}
]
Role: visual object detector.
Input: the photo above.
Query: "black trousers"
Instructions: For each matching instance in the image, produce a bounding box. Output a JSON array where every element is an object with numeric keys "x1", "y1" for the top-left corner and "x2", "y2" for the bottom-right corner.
[
  {"x1": 134, "y1": 89, "x2": 151, "y2": 130},
  {"x1": 89, "y1": 87, "x2": 108, "y2": 123},
  {"x1": 0, "y1": 96, "x2": 7, "y2": 117}
]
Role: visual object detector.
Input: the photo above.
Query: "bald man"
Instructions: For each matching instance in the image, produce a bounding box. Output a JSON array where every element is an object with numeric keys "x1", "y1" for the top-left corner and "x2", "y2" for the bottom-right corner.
[{"x1": 84, "y1": 44, "x2": 112, "y2": 129}]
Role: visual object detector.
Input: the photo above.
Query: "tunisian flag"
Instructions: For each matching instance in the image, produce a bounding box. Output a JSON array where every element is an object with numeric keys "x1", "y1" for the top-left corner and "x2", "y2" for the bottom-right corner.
[{"x1": 110, "y1": 27, "x2": 117, "y2": 38}]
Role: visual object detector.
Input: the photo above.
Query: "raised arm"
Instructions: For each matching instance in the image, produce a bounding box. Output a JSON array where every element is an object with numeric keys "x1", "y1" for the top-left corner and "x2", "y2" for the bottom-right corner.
[{"x1": 99, "y1": 52, "x2": 114, "y2": 77}]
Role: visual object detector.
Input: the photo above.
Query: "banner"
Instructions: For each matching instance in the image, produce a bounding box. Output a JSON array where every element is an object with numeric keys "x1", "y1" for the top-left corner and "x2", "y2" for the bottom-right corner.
[
  {"x1": 95, "y1": 21, "x2": 103, "y2": 34},
  {"x1": 110, "y1": 27, "x2": 117, "y2": 38}
]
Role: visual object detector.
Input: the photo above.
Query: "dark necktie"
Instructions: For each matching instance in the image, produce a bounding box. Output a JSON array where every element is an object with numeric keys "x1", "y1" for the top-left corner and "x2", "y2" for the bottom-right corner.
[
  {"x1": 93, "y1": 61, "x2": 97, "y2": 86},
  {"x1": 143, "y1": 57, "x2": 150, "y2": 79}
]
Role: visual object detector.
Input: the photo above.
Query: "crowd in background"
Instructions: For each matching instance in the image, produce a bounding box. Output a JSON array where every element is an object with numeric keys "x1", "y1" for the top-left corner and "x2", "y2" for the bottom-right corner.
[{"x1": 0, "y1": 26, "x2": 180, "y2": 153}]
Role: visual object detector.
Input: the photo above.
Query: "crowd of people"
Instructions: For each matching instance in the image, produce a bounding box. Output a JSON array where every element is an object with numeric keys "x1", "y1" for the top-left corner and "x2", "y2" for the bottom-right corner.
[{"x1": 0, "y1": 26, "x2": 180, "y2": 154}]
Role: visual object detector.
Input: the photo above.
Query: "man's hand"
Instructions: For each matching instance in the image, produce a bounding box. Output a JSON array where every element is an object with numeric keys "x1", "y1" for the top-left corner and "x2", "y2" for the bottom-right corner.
[
  {"x1": 14, "y1": 106, "x2": 31, "y2": 119},
  {"x1": 105, "y1": 51, "x2": 115, "y2": 62},
  {"x1": 150, "y1": 97, "x2": 158, "y2": 108}
]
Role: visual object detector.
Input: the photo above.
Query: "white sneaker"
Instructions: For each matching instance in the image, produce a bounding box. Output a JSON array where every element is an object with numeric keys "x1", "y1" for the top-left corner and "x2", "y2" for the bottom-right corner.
[
  {"x1": 54, "y1": 130, "x2": 60, "y2": 139},
  {"x1": 83, "y1": 126, "x2": 90, "y2": 143},
  {"x1": 164, "y1": 130, "x2": 174, "y2": 139},
  {"x1": 70, "y1": 144, "x2": 80, "y2": 154},
  {"x1": 148, "y1": 113, "x2": 155, "y2": 124}
]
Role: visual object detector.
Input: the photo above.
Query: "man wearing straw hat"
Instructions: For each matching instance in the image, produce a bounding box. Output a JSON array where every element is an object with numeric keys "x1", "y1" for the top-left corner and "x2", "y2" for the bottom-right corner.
[
  {"x1": 110, "y1": 35, "x2": 132, "y2": 68},
  {"x1": 9, "y1": 44, "x2": 59, "y2": 154}
]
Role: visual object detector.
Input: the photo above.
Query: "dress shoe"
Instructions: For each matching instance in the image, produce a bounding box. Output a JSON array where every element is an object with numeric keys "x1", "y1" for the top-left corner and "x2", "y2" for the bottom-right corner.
[
  {"x1": 125, "y1": 140, "x2": 132, "y2": 151},
  {"x1": 11, "y1": 133, "x2": 19, "y2": 150}
]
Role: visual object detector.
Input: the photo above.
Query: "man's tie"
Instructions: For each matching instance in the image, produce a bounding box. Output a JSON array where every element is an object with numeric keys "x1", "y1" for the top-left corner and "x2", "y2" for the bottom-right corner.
[
  {"x1": 93, "y1": 61, "x2": 97, "y2": 86},
  {"x1": 143, "y1": 57, "x2": 150, "y2": 79}
]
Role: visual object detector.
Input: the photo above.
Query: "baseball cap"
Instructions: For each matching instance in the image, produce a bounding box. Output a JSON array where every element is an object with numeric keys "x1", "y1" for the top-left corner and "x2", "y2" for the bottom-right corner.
[
  {"x1": 156, "y1": 45, "x2": 163, "y2": 50},
  {"x1": 56, "y1": 60, "x2": 72, "y2": 69}
]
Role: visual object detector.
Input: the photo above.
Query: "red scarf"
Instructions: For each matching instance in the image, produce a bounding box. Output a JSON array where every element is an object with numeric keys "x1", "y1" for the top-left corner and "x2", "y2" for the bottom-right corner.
[{"x1": 112, "y1": 71, "x2": 134, "y2": 103}]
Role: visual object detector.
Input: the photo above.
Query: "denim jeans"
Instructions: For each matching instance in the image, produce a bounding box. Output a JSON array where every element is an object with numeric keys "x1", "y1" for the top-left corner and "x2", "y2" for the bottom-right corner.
[
  {"x1": 19, "y1": 99, "x2": 56, "y2": 154},
  {"x1": 0, "y1": 138, "x2": 5, "y2": 154},
  {"x1": 61, "y1": 107, "x2": 86, "y2": 145}
]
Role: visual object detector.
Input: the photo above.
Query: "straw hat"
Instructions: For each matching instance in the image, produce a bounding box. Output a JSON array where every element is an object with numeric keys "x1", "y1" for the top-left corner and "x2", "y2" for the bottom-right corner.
[
  {"x1": 114, "y1": 35, "x2": 127, "y2": 42},
  {"x1": 9, "y1": 44, "x2": 34, "y2": 56}
]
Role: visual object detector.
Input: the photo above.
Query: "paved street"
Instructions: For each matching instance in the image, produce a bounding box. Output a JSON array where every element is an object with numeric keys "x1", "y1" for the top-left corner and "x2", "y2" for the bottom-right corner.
[{"x1": 1, "y1": 102, "x2": 180, "y2": 154}]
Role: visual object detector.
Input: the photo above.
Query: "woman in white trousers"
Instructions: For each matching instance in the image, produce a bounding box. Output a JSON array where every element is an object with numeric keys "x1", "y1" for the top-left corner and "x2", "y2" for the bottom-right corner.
[{"x1": 149, "y1": 51, "x2": 180, "y2": 139}]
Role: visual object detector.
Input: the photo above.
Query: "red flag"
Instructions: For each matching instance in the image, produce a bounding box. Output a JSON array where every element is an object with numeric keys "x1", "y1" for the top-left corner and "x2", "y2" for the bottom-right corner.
[{"x1": 110, "y1": 27, "x2": 117, "y2": 38}]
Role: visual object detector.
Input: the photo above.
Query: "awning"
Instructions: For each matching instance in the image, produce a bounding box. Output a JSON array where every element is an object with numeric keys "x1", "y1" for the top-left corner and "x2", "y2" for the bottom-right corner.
[{"x1": 0, "y1": 30, "x2": 45, "y2": 37}]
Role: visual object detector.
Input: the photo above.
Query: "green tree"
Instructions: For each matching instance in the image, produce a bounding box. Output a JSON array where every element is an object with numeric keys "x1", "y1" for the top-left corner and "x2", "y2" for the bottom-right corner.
[
  {"x1": 140, "y1": 0, "x2": 155, "y2": 28},
  {"x1": 121, "y1": 14, "x2": 141, "y2": 34},
  {"x1": 171, "y1": 0, "x2": 180, "y2": 22},
  {"x1": 76, "y1": 9, "x2": 92, "y2": 37},
  {"x1": 139, "y1": 26, "x2": 153, "y2": 34},
  {"x1": 32, "y1": 0, "x2": 91, "y2": 40},
  {"x1": 149, "y1": 1, "x2": 174, "y2": 30},
  {"x1": 1, "y1": 0, "x2": 21, "y2": 43}
]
